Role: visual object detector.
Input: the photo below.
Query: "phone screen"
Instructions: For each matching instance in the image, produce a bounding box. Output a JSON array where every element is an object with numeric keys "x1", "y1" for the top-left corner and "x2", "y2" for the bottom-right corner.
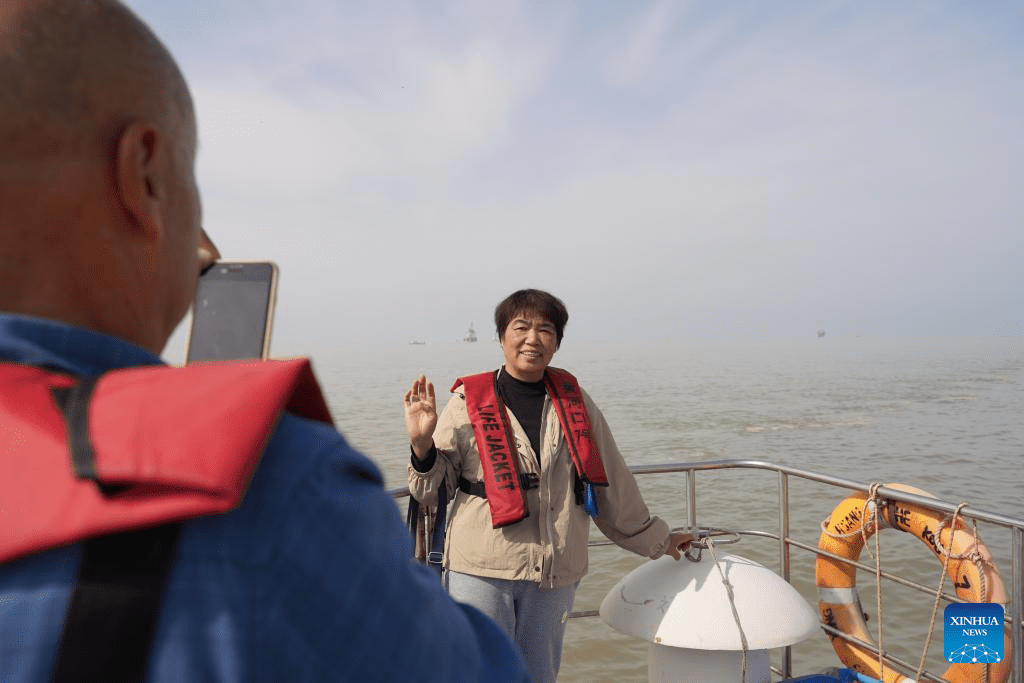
[{"x1": 185, "y1": 262, "x2": 278, "y2": 363}]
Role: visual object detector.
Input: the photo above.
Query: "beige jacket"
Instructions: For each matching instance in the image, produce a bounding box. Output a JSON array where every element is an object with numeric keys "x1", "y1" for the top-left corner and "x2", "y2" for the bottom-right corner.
[{"x1": 408, "y1": 373, "x2": 672, "y2": 590}]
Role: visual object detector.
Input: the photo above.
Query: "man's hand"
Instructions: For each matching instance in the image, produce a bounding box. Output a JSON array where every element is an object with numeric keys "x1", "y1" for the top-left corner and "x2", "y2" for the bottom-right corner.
[{"x1": 404, "y1": 375, "x2": 437, "y2": 459}]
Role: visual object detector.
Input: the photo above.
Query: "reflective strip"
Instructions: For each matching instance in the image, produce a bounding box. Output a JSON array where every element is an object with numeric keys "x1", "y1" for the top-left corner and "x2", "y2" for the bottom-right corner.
[{"x1": 818, "y1": 586, "x2": 860, "y2": 605}]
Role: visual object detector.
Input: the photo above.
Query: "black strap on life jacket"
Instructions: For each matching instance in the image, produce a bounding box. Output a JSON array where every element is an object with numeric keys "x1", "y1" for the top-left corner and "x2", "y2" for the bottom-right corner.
[
  {"x1": 50, "y1": 523, "x2": 182, "y2": 683},
  {"x1": 456, "y1": 473, "x2": 540, "y2": 499},
  {"x1": 48, "y1": 375, "x2": 183, "y2": 683}
]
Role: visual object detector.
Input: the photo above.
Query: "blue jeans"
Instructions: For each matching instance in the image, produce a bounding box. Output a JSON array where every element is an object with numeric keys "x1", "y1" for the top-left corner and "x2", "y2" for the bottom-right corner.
[{"x1": 447, "y1": 572, "x2": 578, "y2": 683}]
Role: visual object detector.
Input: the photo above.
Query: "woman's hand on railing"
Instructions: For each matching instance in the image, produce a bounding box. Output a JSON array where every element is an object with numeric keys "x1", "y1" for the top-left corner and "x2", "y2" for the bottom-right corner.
[{"x1": 665, "y1": 530, "x2": 695, "y2": 560}]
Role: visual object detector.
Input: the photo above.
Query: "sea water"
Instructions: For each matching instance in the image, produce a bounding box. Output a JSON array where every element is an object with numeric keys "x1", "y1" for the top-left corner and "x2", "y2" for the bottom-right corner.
[{"x1": 309, "y1": 335, "x2": 1022, "y2": 682}]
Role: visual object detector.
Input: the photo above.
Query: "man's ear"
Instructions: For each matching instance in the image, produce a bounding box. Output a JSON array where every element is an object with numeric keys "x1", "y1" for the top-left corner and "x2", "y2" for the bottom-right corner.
[{"x1": 115, "y1": 121, "x2": 164, "y2": 241}]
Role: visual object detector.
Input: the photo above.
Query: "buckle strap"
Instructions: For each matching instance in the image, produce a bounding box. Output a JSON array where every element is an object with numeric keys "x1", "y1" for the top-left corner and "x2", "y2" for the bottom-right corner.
[
  {"x1": 50, "y1": 376, "x2": 128, "y2": 497},
  {"x1": 458, "y1": 473, "x2": 539, "y2": 498},
  {"x1": 50, "y1": 377, "x2": 101, "y2": 481}
]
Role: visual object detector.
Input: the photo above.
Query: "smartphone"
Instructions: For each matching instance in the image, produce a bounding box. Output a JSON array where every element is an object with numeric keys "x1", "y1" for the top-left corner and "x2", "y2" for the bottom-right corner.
[{"x1": 184, "y1": 261, "x2": 278, "y2": 363}]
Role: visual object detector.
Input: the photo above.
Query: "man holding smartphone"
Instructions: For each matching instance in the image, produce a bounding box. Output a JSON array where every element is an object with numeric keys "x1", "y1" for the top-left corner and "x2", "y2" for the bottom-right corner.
[{"x1": 0, "y1": 2, "x2": 526, "y2": 682}]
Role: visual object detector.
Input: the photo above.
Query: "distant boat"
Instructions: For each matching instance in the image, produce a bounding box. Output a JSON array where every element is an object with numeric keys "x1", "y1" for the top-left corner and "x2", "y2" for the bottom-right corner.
[
  {"x1": 409, "y1": 340, "x2": 426, "y2": 345},
  {"x1": 463, "y1": 323, "x2": 477, "y2": 343}
]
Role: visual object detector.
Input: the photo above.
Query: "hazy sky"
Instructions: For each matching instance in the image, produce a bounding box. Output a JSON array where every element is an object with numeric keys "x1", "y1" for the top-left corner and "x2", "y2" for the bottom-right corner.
[{"x1": 123, "y1": 0, "x2": 1023, "y2": 357}]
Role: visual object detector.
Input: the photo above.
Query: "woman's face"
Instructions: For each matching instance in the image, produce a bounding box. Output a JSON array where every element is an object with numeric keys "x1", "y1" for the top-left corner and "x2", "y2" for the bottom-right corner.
[{"x1": 500, "y1": 312, "x2": 558, "y2": 382}]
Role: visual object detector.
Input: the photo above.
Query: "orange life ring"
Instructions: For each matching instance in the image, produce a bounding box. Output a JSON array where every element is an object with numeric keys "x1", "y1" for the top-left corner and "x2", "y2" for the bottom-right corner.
[{"x1": 816, "y1": 484, "x2": 1011, "y2": 683}]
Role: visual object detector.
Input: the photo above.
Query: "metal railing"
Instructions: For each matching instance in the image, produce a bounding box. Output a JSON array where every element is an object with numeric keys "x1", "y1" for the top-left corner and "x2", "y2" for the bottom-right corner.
[{"x1": 393, "y1": 458, "x2": 1024, "y2": 683}]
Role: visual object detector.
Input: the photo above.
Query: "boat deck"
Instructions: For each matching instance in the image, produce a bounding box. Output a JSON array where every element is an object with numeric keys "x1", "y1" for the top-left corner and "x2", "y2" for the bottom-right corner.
[{"x1": 393, "y1": 459, "x2": 1024, "y2": 682}]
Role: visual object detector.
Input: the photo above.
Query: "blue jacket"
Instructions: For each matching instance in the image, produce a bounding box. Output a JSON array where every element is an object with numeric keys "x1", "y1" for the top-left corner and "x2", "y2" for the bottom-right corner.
[{"x1": 0, "y1": 313, "x2": 529, "y2": 683}]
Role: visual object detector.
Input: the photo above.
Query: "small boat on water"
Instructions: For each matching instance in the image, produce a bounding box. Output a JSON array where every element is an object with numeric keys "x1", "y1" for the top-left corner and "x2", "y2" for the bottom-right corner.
[
  {"x1": 463, "y1": 323, "x2": 477, "y2": 343},
  {"x1": 395, "y1": 459, "x2": 1024, "y2": 683}
]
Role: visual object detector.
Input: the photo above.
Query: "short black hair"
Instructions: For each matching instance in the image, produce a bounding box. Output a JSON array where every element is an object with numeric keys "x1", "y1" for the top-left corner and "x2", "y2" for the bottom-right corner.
[{"x1": 494, "y1": 289, "x2": 568, "y2": 347}]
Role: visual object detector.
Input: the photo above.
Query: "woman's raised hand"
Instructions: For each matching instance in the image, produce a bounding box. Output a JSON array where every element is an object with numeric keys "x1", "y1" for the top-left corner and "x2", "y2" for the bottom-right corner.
[{"x1": 403, "y1": 375, "x2": 437, "y2": 459}]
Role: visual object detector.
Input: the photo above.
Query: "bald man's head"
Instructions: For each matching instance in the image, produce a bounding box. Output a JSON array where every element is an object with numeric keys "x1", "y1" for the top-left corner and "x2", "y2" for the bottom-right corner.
[
  {"x1": 0, "y1": 0, "x2": 194, "y2": 170},
  {"x1": 0, "y1": 0, "x2": 218, "y2": 355}
]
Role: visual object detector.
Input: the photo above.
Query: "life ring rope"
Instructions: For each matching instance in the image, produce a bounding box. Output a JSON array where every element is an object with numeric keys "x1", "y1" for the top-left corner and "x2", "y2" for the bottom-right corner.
[
  {"x1": 918, "y1": 501, "x2": 974, "y2": 681},
  {"x1": 815, "y1": 483, "x2": 1011, "y2": 683},
  {"x1": 866, "y1": 484, "x2": 887, "y2": 681}
]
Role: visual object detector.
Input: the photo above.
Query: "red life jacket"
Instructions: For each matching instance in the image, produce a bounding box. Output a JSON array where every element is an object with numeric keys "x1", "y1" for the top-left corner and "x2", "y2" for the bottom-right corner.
[
  {"x1": 0, "y1": 358, "x2": 333, "y2": 564},
  {"x1": 451, "y1": 367, "x2": 608, "y2": 528}
]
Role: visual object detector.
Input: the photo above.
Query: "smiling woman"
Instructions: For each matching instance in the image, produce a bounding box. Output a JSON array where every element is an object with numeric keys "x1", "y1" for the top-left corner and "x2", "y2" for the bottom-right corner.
[
  {"x1": 499, "y1": 316, "x2": 557, "y2": 381},
  {"x1": 495, "y1": 289, "x2": 565, "y2": 382},
  {"x1": 402, "y1": 288, "x2": 693, "y2": 683}
]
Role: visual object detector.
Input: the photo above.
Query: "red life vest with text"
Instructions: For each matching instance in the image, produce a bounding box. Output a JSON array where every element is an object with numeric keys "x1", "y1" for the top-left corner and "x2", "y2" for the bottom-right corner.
[
  {"x1": 452, "y1": 367, "x2": 608, "y2": 528},
  {"x1": 0, "y1": 358, "x2": 333, "y2": 564}
]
